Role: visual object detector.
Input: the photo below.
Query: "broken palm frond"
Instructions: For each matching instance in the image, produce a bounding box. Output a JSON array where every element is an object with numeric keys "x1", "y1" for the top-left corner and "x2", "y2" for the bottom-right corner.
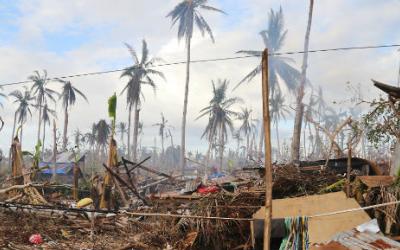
[
  {"x1": 273, "y1": 165, "x2": 341, "y2": 198},
  {"x1": 108, "y1": 92, "x2": 117, "y2": 134},
  {"x1": 0, "y1": 183, "x2": 47, "y2": 205},
  {"x1": 318, "y1": 179, "x2": 346, "y2": 194}
]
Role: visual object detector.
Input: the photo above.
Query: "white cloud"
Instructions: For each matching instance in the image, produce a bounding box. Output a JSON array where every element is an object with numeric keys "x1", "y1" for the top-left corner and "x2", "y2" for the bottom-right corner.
[{"x1": 1, "y1": 0, "x2": 400, "y2": 156}]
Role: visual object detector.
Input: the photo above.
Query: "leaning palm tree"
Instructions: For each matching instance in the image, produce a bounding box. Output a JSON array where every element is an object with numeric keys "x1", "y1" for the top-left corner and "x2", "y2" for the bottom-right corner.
[
  {"x1": 197, "y1": 79, "x2": 241, "y2": 169},
  {"x1": 237, "y1": 108, "x2": 258, "y2": 159},
  {"x1": 167, "y1": 0, "x2": 225, "y2": 173},
  {"x1": 29, "y1": 70, "x2": 58, "y2": 144},
  {"x1": 291, "y1": 0, "x2": 314, "y2": 162},
  {"x1": 270, "y1": 90, "x2": 290, "y2": 158},
  {"x1": 235, "y1": 7, "x2": 301, "y2": 96},
  {"x1": 40, "y1": 103, "x2": 56, "y2": 154},
  {"x1": 9, "y1": 86, "x2": 35, "y2": 144},
  {"x1": 121, "y1": 40, "x2": 165, "y2": 161},
  {"x1": 57, "y1": 79, "x2": 88, "y2": 151}
]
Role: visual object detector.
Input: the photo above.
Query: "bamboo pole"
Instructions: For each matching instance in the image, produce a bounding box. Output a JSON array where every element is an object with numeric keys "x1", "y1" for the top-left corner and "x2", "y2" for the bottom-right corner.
[{"x1": 261, "y1": 48, "x2": 272, "y2": 250}]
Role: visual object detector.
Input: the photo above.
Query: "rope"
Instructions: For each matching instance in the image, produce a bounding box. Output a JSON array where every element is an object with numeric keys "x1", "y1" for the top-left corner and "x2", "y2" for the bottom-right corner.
[{"x1": 309, "y1": 200, "x2": 400, "y2": 218}]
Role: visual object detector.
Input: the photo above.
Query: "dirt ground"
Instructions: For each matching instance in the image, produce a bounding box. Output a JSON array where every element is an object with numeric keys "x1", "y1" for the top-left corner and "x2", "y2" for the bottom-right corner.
[{"x1": 0, "y1": 211, "x2": 157, "y2": 250}]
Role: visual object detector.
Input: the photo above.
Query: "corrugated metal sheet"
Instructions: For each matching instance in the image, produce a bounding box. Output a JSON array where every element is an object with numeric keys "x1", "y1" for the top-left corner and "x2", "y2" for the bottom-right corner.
[{"x1": 330, "y1": 229, "x2": 400, "y2": 249}]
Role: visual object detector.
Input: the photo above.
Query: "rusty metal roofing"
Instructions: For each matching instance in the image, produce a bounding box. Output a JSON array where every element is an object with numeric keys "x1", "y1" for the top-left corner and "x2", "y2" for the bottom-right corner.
[{"x1": 330, "y1": 229, "x2": 400, "y2": 249}]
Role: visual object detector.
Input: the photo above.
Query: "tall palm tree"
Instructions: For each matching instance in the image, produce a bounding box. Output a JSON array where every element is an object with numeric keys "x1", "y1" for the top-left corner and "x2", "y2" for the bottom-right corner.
[
  {"x1": 167, "y1": 0, "x2": 225, "y2": 173},
  {"x1": 29, "y1": 70, "x2": 57, "y2": 144},
  {"x1": 57, "y1": 79, "x2": 88, "y2": 151},
  {"x1": 237, "y1": 108, "x2": 258, "y2": 159},
  {"x1": 153, "y1": 113, "x2": 172, "y2": 157},
  {"x1": 291, "y1": 0, "x2": 314, "y2": 162},
  {"x1": 270, "y1": 91, "x2": 290, "y2": 158},
  {"x1": 235, "y1": 7, "x2": 301, "y2": 96},
  {"x1": 9, "y1": 86, "x2": 35, "y2": 144},
  {"x1": 121, "y1": 40, "x2": 165, "y2": 161},
  {"x1": 197, "y1": 79, "x2": 240, "y2": 169},
  {"x1": 40, "y1": 103, "x2": 56, "y2": 154}
]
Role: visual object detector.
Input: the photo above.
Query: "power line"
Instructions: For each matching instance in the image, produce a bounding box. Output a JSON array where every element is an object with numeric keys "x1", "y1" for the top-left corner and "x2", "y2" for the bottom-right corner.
[{"x1": 1, "y1": 43, "x2": 399, "y2": 88}]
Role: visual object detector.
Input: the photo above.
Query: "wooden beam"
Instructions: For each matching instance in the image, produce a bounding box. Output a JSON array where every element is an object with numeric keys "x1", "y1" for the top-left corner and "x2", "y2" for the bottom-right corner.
[{"x1": 261, "y1": 48, "x2": 272, "y2": 250}]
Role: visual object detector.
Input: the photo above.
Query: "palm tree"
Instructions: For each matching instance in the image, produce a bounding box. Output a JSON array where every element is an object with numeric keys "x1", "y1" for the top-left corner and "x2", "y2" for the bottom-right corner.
[
  {"x1": 73, "y1": 129, "x2": 83, "y2": 148},
  {"x1": 29, "y1": 70, "x2": 57, "y2": 144},
  {"x1": 57, "y1": 79, "x2": 88, "y2": 151},
  {"x1": 121, "y1": 40, "x2": 165, "y2": 161},
  {"x1": 197, "y1": 79, "x2": 240, "y2": 169},
  {"x1": 117, "y1": 122, "x2": 128, "y2": 149},
  {"x1": 232, "y1": 131, "x2": 243, "y2": 157},
  {"x1": 167, "y1": 0, "x2": 225, "y2": 173},
  {"x1": 40, "y1": 103, "x2": 56, "y2": 154},
  {"x1": 235, "y1": 7, "x2": 301, "y2": 96},
  {"x1": 95, "y1": 119, "x2": 110, "y2": 157},
  {"x1": 9, "y1": 86, "x2": 35, "y2": 144},
  {"x1": 153, "y1": 113, "x2": 173, "y2": 157},
  {"x1": 237, "y1": 108, "x2": 258, "y2": 159},
  {"x1": 270, "y1": 91, "x2": 290, "y2": 158},
  {"x1": 291, "y1": 0, "x2": 314, "y2": 162}
]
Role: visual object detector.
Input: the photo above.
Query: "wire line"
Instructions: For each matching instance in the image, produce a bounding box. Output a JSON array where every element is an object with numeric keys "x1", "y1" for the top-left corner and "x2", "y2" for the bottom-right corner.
[{"x1": 1, "y1": 43, "x2": 399, "y2": 88}]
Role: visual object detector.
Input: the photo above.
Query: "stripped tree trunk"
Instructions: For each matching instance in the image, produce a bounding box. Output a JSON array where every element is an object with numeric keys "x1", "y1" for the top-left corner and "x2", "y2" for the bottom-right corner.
[
  {"x1": 291, "y1": 0, "x2": 314, "y2": 163},
  {"x1": 9, "y1": 112, "x2": 17, "y2": 168},
  {"x1": 127, "y1": 105, "x2": 132, "y2": 158},
  {"x1": 132, "y1": 102, "x2": 140, "y2": 162},
  {"x1": 52, "y1": 120, "x2": 57, "y2": 182},
  {"x1": 62, "y1": 104, "x2": 69, "y2": 151},
  {"x1": 180, "y1": 38, "x2": 191, "y2": 174},
  {"x1": 37, "y1": 105, "x2": 42, "y2": 143},
  {"x1": 42, "y1": 123, "x2": 46, "y2": 154}
]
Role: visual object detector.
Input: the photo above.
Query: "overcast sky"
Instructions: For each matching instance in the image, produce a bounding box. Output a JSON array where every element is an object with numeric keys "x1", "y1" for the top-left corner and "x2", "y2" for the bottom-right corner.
[{"x1": 0, "y1": 0, "x2": 400, "y2": 154}]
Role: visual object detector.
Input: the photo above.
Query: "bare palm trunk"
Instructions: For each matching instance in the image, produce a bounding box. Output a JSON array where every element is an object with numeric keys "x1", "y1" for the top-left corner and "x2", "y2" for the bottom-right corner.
[
  {"x1": 62, "y1": 104, "x2": 69, "y2": 151},
  {"x1": 52, "y1": 120, "x2": 57, "y2": 181},
  {"x1": 291, "y1": 0, "x2": 314, "y2": 163},
  {"x1": 258, "y1": 128, "x2": 264, "y2": 160},
  {"x1": 9, "y1": 112, "x2": 18, "y2": 168},
  {"x1": 246, "y1": 134, "x2": 250, "y2": 159},
  {"x1": 180, "y1": 38, "x2": 191, "y2": 174},
  {"x1": 127, "y1": 105, "x2": 132, "y2": 158},
  {"x1": 37, "y1": 106, "x2": 42, "y2": 143},
  {"x1": 161, "y1": 134, "x2": 165, "y2": 158},
  {"x1": 132, "y1": 102, "x2": 140, "y2": 162},
  {"x1": 219, "y1": 128, "x2": 224, "y2": 171},
  {"x1": 275, "y1": 121, "x2": 281, "y2": 159},
  {"x1": 20, "y1": 124, "x2": 23, "y2": 146},
  {"x1": 42, "y1": 123, "x2": 46, "y2": 155}
]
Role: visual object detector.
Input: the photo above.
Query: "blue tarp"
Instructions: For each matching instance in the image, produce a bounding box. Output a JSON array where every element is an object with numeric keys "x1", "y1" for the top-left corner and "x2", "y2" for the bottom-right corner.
[{"x1": 39, "y1": 162, "x2": 73, "y2": 175}]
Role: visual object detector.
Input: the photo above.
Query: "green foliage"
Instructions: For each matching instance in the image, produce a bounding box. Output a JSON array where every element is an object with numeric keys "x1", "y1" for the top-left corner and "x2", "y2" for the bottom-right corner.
[
  {"x1": 363, "y1": 97, "x2": 400, "y2": 148},
  {"x1": 108, "y1": 93, "x2": 117, "y2": 119}
]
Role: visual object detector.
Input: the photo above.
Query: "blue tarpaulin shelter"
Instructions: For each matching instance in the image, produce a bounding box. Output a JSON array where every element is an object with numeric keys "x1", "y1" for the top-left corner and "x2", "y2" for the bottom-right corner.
[{"x1": 39, "y1": 151, "x2": 85, "y2": 175}]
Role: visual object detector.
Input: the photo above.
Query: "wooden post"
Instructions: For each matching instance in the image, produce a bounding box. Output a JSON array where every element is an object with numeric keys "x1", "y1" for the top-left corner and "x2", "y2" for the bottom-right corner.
[
  {"x1": 346, "y1": 142, "x2": 352, "y2": 197},
  {"x1": 262, "y1": 48, "x2": 272, "y2": 250}
]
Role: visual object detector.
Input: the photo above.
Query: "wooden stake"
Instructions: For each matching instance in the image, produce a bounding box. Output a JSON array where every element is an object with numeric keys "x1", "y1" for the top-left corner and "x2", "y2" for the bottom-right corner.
[{"x1": 262, "y1": 48, "x2": 272, "y2": 250}]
